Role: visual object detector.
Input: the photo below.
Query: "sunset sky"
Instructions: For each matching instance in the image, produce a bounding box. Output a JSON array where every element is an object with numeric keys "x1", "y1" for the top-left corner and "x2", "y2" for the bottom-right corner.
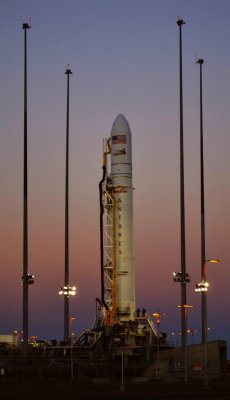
[{"x1": 0, "y1": 0, "x2": 230, "y2": 350}]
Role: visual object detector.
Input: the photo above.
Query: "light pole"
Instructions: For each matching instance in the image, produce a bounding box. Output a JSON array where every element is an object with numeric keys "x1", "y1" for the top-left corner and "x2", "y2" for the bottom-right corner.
[
  {"x1": 196, "y1": 58, "x2": 207, "y2": 344},
  {"x1": 170, "y1": 332, "x2": 181, "y2": 348},
  {"x1": 22, "y1": 21, "x2": 35, "y2": 357},
  {"x1": 197, "y1": 56, "x2": 219, "y2": 390},
  {"x1": 187, "y1": 329, "x2": 198, "y2": 345},
  {"x1": 64, "y1": 67, "x2": 72, "y2": 342},
  {"x1": 195, "y1": 259, "x2": 219, "y2": 389},
  {"x1": 176, "y1": 18, "x2": 189, "y2": 380},
  {"x1": 58, "y1": 67, "x2": 77, "y2": 342},
  {"x1": 153, "y1": 310, "x2": 166, "y2": 377}
]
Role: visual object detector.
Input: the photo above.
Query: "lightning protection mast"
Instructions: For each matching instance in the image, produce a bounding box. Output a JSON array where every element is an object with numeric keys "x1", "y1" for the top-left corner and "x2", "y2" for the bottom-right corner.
[
  {"x1": 177, "y1": 18, "x2": 189, "y2": 380},
  {"x1": 22, "y1": 22, "x2": 34, "y2": 357},
  {"x1": 58, "y1": 68, "x2": 76, "y2": 342},
  {"x1": 64, "y1": 67, "x2": 72, "y2": 341}
]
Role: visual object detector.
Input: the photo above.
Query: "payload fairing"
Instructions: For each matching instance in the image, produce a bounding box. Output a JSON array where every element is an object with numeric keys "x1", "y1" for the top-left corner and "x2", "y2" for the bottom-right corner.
[{"x1": 100, "y1": 114, "x2": 135, "y2": 325}]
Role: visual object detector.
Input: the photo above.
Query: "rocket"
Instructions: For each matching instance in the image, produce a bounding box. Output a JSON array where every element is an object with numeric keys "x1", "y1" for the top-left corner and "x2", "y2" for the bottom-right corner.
[
  {"x1": 111, "y1": 114, "x2": 135, "y2": 321},
  {"x1": 100, "y1": 114, "x2": 135, "y2": 325}
]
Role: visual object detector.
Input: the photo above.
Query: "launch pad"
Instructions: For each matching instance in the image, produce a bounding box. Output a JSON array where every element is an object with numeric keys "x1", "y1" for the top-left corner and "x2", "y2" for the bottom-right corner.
[
  {"x1": 0, "y1": 116, "x2": 227, "y2": 382},
  {"x1": 74, "y1": 312, "x2": 162, "y2": 357}
]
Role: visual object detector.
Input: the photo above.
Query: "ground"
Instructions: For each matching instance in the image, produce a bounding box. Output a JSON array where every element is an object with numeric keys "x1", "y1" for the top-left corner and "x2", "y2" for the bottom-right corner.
[{"x1": 0, "y1": 376, "x2": 230, "y2": 400}]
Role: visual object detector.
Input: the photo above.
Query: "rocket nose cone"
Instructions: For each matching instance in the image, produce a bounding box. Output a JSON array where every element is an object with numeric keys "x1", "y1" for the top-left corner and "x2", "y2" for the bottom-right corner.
[{"x1": 111, "y1": 114, "x2": 131, "y2": 136}]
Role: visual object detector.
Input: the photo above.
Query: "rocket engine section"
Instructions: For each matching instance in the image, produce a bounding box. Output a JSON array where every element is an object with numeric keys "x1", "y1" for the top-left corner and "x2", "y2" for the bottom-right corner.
[{"x1": 100, "y1": 114, "x2": 135, "y2": 325}]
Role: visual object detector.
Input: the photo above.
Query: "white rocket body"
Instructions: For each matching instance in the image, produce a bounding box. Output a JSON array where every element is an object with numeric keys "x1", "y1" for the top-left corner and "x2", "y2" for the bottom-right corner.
[{"x1": 110, "y1": 114, "x2": 135, "y2": 321}]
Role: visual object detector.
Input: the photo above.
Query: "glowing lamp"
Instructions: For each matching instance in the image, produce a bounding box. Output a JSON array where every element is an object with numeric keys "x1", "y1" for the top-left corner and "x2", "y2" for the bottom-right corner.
[{"x1": 59, "y1": 285, "x2": 77, "y2": 297}]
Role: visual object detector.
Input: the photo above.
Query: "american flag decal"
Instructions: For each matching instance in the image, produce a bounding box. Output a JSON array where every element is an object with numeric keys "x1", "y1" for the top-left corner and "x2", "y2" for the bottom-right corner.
[{"x1": 112, "y1": 135, "x2": 126, "y2": 144}]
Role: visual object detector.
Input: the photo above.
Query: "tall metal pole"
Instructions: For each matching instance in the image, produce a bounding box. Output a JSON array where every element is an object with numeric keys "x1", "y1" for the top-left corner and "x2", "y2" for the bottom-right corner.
[
  {"x1": 177, "y1": 18, "x2": 188, "y2": 380},
  {"x1": 197, "y1": 58, "x2": 208, "y2": 389},
  {"x1": 64, "y1": 68, "x2": 72, "y2": 342},
  {"x1": 197, "y1": 58, "x2": 206, "y2": 344},
  {"x1": 22, "y1": 22, "x2": 30, "y2": 357}
]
